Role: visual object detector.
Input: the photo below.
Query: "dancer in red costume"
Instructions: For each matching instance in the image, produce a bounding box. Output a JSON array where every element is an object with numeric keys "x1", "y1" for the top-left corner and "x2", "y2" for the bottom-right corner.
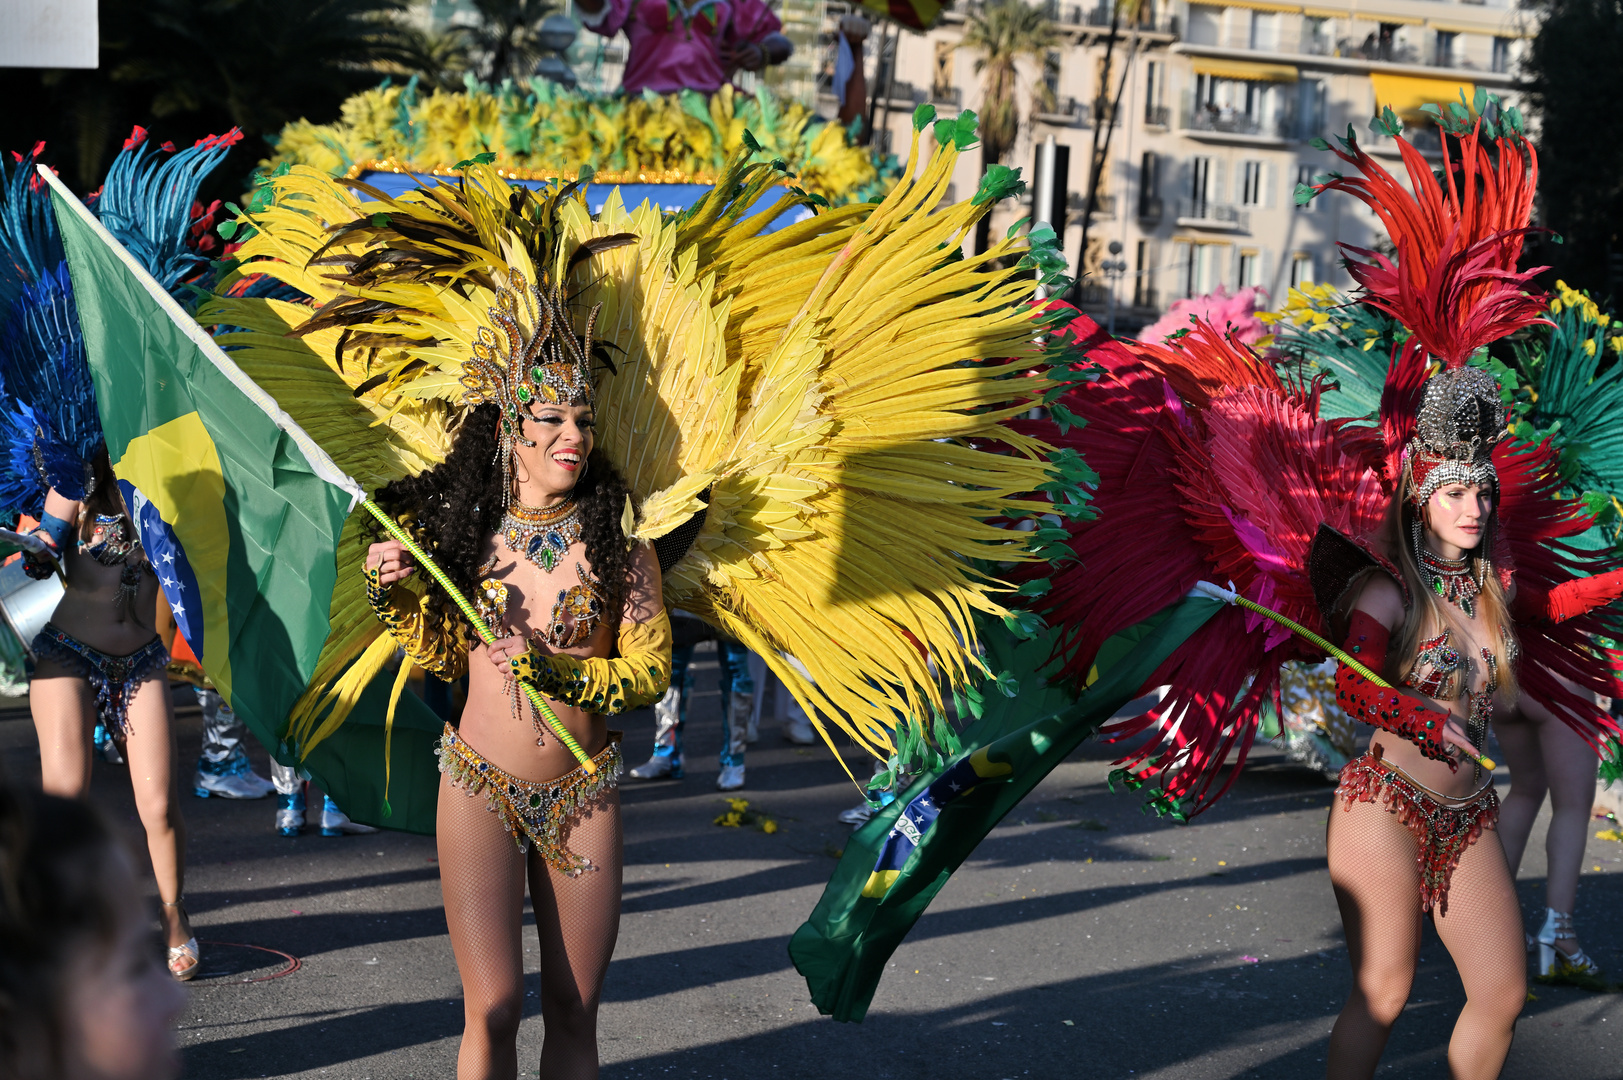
[{"x1": 1022, "y1": 103, "x2": 1623, "y2": 1079}]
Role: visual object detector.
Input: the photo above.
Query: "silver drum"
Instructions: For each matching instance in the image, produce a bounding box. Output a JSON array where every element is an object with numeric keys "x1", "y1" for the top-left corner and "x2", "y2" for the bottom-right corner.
[{"x1": 0, "y1": 559, "x2": 64, "y2": 659}]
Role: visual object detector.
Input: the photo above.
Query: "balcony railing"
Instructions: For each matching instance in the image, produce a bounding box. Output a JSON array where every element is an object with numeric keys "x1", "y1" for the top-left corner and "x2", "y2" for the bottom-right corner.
[
  {"x1": 1183, "y1": 106, "x2": 1292, "y2": 140},
  {"x1": 883, "y1": 79, "x2": 922, "y2": 106},
  {"x1": 1174, "y1": 198, "x2": 1249, "y2": 230},
  {"x1": 1144, "y1": 104, "x2": 1171, "y2": 127},
  {"x1": 929, "y1": 85, "x2": 962, "y2": 107},
  {"x1": 1346, "y1": 38, "x2": 1421, "y2": 65},
  {"x1": 1132, "y1": 286, "x2": 1160, "y2": 311},
  {"x1": 1137, "y1": 195, "x2": 1164, "y2": 225},
  {"x1": 1034, "y1": 96, "x2": 1092, "y2": 126}
]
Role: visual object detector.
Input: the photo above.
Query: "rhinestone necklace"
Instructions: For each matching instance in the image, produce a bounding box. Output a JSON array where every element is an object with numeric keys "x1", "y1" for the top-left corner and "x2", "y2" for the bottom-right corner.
[
  {"x1": 501, "y1": 495, "x2": 581, "y2": 572},
  {"x1": 1417, "y1": 545, "x2": 1480, "y2": 617}
]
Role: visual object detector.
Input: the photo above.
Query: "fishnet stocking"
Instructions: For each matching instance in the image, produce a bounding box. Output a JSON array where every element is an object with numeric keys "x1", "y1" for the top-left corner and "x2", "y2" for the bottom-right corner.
[
  {"x1": 437, "y1": 774, "x2": 622, "y2": 1080},
  {"x1": 529, "y1": 788, "x2": 622, "y2": 1080},
  {"x1": 1326, "y1": 796, "x2": 1523, "y2": 1080}
]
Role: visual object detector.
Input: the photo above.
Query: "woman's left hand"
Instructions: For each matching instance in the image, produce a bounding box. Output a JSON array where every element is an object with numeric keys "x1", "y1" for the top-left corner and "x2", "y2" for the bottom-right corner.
[{"x1": 487, "y1": 634, "x2": 529, "y2": 673}]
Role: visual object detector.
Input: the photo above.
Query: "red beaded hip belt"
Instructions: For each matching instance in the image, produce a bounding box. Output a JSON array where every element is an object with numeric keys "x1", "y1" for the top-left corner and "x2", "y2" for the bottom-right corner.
[{"x1": 1335, "y1": 743, "x2": 1498, "y2": 915}]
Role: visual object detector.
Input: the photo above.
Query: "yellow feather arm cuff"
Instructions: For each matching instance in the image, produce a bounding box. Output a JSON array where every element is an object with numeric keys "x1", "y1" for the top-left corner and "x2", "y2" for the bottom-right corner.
[
  {"x1": 364, "y1": 565, "x2": 472, "y2": 681},
  {"x1": 509, "y1": 610, "x2": 673, "y2": 716}
]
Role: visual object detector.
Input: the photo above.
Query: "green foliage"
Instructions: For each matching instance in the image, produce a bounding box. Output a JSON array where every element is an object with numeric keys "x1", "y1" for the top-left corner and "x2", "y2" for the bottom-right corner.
[
  {"x1": 1525, "y1": 0, "x2": 1623, "y2": 307},
  {"x1": 0, "y1": 0, "x2": 420, "y2": 193}
]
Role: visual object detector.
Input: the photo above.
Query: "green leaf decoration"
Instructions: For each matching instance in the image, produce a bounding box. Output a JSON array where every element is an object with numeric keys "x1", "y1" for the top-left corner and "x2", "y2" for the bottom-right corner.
[
  {"x1": 972, "y1": 163, "x2": 1025, "y2": 206},
  {"x1": 912, "y1": 102, "x2": 938, "y2": 131},
  {"x1": 1015, "y1": 578, "x2": 1052, "y2": 598}
]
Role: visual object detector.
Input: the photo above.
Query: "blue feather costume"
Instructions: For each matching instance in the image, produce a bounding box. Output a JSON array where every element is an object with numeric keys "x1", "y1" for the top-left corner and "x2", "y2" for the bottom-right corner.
[{"x1": 0, "y1": 129, "x2": 243, "y2": 507}]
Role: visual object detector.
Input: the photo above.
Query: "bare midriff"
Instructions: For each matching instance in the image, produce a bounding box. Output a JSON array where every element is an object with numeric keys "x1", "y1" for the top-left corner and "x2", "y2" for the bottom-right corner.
[
  {"x1": 458, "y1": 534, "x2": 613, "y2": 785},
  {"x1": 1365, "y1": 607, "x2": 1512, "y2": 800},
  {"x1": 42, "y1": 534, "x2": 161, "y2": 659}
]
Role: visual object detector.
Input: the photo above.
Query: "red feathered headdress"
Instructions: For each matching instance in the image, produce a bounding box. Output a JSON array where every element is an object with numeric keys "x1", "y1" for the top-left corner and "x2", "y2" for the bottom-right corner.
[{"x1": 1304, "y1": 107, "x2": 1549, "y2": 369}]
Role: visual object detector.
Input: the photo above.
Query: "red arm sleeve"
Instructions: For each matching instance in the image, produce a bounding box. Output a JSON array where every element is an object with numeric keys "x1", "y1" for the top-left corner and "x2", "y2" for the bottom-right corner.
[
  {"x1": 1334, "y1": 610, "x2": 1455, "y2": 764},
  {"x1": 1512, "y1": 569, "x2": 1623, "y2": 624}
]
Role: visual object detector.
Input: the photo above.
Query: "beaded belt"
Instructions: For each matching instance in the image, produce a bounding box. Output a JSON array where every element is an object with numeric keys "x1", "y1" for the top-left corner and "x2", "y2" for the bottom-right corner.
[
  {"x1": 1336, "y1": 744, "x2": 1498, "y2": 915},
  {"x1": 437, "y1": 724, "x2": 622, "y2": 875}
]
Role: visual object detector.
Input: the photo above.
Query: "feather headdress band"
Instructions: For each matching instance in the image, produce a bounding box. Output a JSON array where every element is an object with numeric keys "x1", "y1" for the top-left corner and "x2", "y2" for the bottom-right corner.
[
  {"x1": 460, "y1": 267, "x2": 600, "y2": 499},
  {"x1": 1404, "y1": 365, "x2": 1505, "y2": 506}
]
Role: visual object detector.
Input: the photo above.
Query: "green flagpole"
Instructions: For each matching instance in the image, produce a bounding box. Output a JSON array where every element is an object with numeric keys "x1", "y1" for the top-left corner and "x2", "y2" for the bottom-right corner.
[
  {"x1": 1191, "y1": 580, "x2": 1495, "y2": 771},
  {"x1": 361, "y1": 498, "x2": 597, "y2": 774}
]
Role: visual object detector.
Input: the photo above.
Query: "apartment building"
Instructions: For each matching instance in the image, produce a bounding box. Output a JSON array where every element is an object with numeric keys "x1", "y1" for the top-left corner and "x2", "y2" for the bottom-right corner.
[{"x1": 839, "y1": 0, "x2": 1538, "y2": 326}]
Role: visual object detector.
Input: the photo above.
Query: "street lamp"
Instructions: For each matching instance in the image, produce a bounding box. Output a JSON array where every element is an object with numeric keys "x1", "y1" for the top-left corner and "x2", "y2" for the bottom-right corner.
[
  {"x1": 536, "y1": 14, "x2": 579, "y2": 87},
  {"x1": 1100, "y1": 239, "x2": 1128, "y2": 337}
]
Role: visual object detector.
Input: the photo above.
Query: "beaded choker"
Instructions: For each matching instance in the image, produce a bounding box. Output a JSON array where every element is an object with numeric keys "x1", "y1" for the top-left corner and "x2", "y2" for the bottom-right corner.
[
  {"x1": 1417, "y1": 544, "x2": 1480, "y2": 617},
  {"x1": 501, "y1": 495, "x2": 582, "y2": 571}
]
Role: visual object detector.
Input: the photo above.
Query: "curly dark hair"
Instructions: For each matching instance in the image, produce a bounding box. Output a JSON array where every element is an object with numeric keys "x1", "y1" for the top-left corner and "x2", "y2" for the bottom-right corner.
[{"x1": 373, "y1": 404, "x2": 633, "y2": 628}]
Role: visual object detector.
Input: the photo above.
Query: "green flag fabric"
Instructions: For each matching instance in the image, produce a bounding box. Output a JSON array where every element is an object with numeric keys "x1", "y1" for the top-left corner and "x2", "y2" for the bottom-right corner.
[
  {"x1": 789, "y1": 595, "x2": 1223, "y2": 1022},
  {"x1": 44, "y1": 168, "x2": 443, "y2": 834}
]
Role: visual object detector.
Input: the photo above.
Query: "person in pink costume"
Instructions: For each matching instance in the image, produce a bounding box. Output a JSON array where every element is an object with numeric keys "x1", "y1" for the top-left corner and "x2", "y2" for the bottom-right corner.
[{"x1": 576, "y1": 0, "x2": 793, "y2": 95}]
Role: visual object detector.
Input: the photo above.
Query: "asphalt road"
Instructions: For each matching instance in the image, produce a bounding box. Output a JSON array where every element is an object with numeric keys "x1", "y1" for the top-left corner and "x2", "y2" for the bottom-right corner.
[{"x1": 4, "y1": 655, "x2": 1622, "y2": 1079}]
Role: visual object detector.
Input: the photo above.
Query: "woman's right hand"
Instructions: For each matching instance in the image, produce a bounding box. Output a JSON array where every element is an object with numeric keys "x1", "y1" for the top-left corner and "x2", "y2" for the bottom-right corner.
[
  {"x1": 1436, "y1": 713, "x2": 1482, "y2": 767},
  {"x1": 366, "y1": 541, "x2": 415, "y2": 586}
]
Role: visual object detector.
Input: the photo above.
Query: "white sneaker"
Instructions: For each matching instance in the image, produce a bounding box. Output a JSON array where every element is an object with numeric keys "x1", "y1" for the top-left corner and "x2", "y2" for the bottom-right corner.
[
  {"x1": 716, "y1": 764, "x2": 746, "y2": 791},
  {"x1": 194, "y1": 766, "x2": 276, "y2": 800},
  {"x1": 629, "y1": 754, "x2": 684, "y2": 780},
  {"x1": 319, "y1": 796, "x2": 379, "y2": 836},
  {"x1": 783, "y1": 717, "x2": 817, "y2": 745},
  {"x1": 837, "y1": 802, "x2": 875, "y2": 826}
]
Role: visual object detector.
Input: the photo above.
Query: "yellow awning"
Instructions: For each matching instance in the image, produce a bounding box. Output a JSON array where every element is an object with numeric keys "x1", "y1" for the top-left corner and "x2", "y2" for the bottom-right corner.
[
  {"x1": 1220, "y1": 0, "x2": 1302, "y2": 12},
  {"x1": 1358, "y1": 10, "x2": 1425, "y2": 25},
  {"x1": 1427, "y1": 19, "x2": 1531, "y2": 37},
  {"x1": 1370, "y1": 73, "x2": 1476, "y2": 121},
  {"x1": 1301, "y1": 7, "x2": 1346, "y2": 17},
  {"x1": 1191, "y1": 58, "x2": 1300, "y2": 83}
]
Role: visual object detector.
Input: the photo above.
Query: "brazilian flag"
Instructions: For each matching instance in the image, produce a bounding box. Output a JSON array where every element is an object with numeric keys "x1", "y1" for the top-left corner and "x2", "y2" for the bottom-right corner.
[
  {"x1": 789, "y1": 595, "x2": 1223, "y2": 1021},
  {"x1": 43, "y1": 168, "x2": 443, "y2": 833}
]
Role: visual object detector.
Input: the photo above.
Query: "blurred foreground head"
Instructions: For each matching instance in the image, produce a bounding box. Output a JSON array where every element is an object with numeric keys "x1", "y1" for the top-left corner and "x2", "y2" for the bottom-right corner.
[{"x1": 0, "y1": 785, "x2": 183, "y2": 1080}]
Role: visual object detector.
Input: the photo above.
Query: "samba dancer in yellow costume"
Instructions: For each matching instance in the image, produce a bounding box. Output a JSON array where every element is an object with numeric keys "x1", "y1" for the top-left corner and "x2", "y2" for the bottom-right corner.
[{"x1": 203, "y1": 109, "x2": 1065, "y2": 1077}]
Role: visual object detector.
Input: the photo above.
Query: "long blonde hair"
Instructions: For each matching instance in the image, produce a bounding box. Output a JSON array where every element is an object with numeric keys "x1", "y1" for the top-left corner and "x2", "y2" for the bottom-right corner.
[{"x1": 1388, "y1": 485, "x2": 1520, "y2": 703}]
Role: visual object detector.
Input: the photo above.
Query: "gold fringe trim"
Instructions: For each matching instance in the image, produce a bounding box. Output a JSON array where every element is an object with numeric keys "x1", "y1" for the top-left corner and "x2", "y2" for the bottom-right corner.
[{"x1": 437, "y1": 724, "x2": 623, "y2": 874}]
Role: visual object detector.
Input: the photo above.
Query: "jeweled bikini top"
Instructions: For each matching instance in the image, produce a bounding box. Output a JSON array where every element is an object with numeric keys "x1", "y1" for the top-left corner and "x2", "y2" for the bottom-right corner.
[
  {"x1": 82, "y1": 514, "x2": 138, "y2": 567},
  {"x1": 1402, "y1": 626, "x2": 1519, "y2": 701}
]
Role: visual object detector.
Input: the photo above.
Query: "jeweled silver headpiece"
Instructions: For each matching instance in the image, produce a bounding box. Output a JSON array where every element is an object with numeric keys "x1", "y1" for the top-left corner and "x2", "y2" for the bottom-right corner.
[
  {"x1": 458, "y1": 268, "x2": 601, "y2": 505},
  {"x1": 1404, "y1": 366, "x2": 1507, "y2": 507}
]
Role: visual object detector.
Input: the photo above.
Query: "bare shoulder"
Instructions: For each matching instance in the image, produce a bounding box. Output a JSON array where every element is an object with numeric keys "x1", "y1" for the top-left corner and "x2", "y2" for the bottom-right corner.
[
  {"x1": 621, "y1": 542, "x2": 664, "y2": 625},
  {"x1": 1350, "y1": 570, "x2": 1405, "y2": 632}
]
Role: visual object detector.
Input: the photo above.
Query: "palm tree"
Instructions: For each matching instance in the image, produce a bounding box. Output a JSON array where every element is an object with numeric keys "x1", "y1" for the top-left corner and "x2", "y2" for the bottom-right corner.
[
  {"x1": 463, "y1": 0, "x2": 559, "y2": 85},
  {"x1": 962, "y1": 0, "x2": 1058, "y2": 255},
  {"x1": 394, "y1": 23, "x2": 478, "y2": 92}
]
